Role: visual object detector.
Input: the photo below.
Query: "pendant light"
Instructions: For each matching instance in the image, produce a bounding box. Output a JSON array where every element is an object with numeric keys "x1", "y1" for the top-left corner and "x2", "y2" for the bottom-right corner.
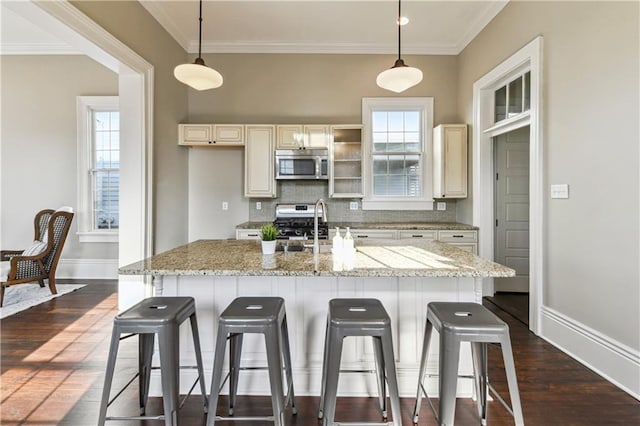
[
  {"x1": 376, "y1": 0, "x2": 423, "y2": 93},
  {"x1": 174, "y1": 0, "x2": 223, "y2": 90}
]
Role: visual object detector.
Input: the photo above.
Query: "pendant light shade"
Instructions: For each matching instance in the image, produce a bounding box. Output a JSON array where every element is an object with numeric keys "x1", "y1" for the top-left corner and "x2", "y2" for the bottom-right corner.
[
  {"x1": 174, "y1": 0, "x2": 223, "y2": 91},
  {"x1": 377, "y1": 0, "x2": 422, "y2": 93}
]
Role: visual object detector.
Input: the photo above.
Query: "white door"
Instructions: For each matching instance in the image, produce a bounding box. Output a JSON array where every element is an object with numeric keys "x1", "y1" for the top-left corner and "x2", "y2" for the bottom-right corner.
[{"x1": 494, "y1": 126, "x2": 530, "y2": 292}]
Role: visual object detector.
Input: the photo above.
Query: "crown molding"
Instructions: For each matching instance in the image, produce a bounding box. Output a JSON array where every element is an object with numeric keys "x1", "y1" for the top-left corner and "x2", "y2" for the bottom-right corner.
[
  {"x1": 139, "y1": 0, "x2": 190, "y2": 51},
  {"x1": 455, "y1": 0, "x2": 509, "y2": 53},
  {"x1": 194, "y1": 41, "x2": 459, "y2": 55},
  {"x1": 0, "y1": 42, "x2": 82, "y2": 55}
]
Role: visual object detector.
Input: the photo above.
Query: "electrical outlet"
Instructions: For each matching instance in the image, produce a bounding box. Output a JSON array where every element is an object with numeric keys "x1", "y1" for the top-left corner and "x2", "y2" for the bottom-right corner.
[
  {"x1": 349, "y1": 201, "x2": 358, "y2": 210},
  {"x1": 222, "y1": 201, "x2": 228, "y2": 210},
  {"x1": 256, "y1": 202, "x2": 262, "y2": 210},
  {"x1": 550, "y1": 184, "x2": 569, "y2": 199},
  {"x1": 437, "y1": 202, "x2": 447, "y2": 211}
]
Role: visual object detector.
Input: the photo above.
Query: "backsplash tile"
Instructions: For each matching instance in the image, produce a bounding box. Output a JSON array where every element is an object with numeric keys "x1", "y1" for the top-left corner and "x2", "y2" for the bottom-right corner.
[{"x1": 249, "y1": 181, "x2": 457, "y2": 223}]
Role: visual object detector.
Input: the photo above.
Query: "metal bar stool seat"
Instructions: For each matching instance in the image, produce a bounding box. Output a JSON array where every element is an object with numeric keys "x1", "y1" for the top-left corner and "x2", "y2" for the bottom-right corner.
[
  {"x1": 98, "y1": 296, "x2": 208, "y2": 426},
  {"x1": 413, "y1": 302, "x2": 524, "y2": 425},
  {"x1": 206, "y1": 297, "x2": 296, "y2": 426},
  {"x1": 318, "y1": 298, "x2": 402, "y2": 426}
]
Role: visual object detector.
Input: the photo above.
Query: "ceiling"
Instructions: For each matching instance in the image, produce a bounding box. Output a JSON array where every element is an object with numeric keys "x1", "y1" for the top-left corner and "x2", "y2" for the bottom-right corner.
[{"x1": 2, "y1": 1, "x2": 508, "y2": 55}]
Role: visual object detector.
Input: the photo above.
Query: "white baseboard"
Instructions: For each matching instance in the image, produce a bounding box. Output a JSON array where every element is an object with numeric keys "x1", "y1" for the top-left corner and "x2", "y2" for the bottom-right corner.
[
  {"x1": 541, "y1": 305, "x2": 640, "y2": 400},
  {"x1": 57, "y1": 258, "x2": 118, "y2": 279}
]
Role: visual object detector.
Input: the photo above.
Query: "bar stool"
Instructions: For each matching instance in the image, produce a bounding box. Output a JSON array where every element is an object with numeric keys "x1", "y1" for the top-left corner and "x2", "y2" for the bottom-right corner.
[
  {"x1": 413, "y1": 302, "x2": 524, "y2": 426},
  {"x1": 98, "y1": 297, "x2": 208, "y2": 426},
  {"x1": 318, "y1": 298, "x2": 402, "y2": 426},
  {"x1": 206, "y1": 297, "x2": 296, "y2": 426}
]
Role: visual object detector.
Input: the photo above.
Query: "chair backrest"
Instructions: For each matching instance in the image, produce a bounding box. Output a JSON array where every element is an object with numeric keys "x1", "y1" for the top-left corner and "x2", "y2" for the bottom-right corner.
[{"x1": 32, "y1": 209, "x2": 74, "y2": 273}]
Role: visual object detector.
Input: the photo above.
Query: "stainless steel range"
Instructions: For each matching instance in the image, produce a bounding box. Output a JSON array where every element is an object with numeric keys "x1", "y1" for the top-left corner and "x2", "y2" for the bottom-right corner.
[{"x1": 273, "y1": 204, "x2": 328, "y2": 240}]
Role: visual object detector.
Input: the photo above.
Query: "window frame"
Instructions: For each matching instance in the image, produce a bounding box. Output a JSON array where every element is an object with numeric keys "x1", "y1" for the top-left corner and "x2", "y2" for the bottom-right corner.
[
  {"x1": 361, "y1": 97, "x2": 434, "y2": 210},
  {"x1": 76, "y1": 96, "x2": 119, "y2": 243}
]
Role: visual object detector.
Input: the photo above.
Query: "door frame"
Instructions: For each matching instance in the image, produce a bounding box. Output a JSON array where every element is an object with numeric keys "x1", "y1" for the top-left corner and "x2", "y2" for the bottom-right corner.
[
  {"x1": 472, "y1": 36, "x2": 543, "y2": 333},
  {"x1": 9, "y1": 1, "x2": 154, "y2": 301}
]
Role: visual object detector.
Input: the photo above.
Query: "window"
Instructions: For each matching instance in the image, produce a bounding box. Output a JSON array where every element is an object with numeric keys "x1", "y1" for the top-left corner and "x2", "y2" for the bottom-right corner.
[
  {"x1": 494, "y1": 71, "x2": 530, "y2": 123},
  {"x1": 77, "y1": 96, "x2": 119, "y2": 243},
  {"x1": 362, "y1": 97, "x2": 434, "y2": 210}
]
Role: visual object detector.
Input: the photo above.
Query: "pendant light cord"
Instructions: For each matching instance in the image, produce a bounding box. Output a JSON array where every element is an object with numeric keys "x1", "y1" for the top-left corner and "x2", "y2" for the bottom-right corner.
[
  {"x1": 397, "y1": 0, "x2": 401, "y2": 61},
  {"x1": 198, "y1": 0, "x2": 203, "y2": 59}
]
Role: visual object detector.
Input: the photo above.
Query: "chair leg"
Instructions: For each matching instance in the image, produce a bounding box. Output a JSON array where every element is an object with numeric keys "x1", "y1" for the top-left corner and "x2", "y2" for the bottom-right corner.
[
  {"x1": 158, "y1": 326, "x2": 180, "y2": 426},
  {"x1": 189, "y1": 312, "x2": 209, "y2": 414},
  {"x1": 207, "y1": 325, "x2": 229, "y2": 426},
  {"x1": 98, "y1": 327, "x2": 121, "y2": 426},
  {"x1": 500, "y1": 334, "x2": 525, "y2": 426},
  {"x1": 139, "y1": 333, "x2": 155, "y2": 415},
  {"x1": 381, "y1": 331, "x2": 401, "y2": 426},
  {"x1": 439, "y1": 332, "x2": 461, "y2": 426},
  {"x1": 38, "y1": 279, "x2": 45, "y2": 288},
  {"x1": 0, "y1": 284, "x2": 5, "y2": 308},
  {"x1": 322, "y1": 327, "x2": 343, "y2": 426},
  {"x1": 413, "y1": 320, "x2": 433, "y2": 423},
  {"x1": 471, "y1": 341, "x2": 488, "y2": 425},
  {"x1": 280, "y1": 313, "x2": 297, "y2": 414},
  {"x1": 48, "y1": 276, "x2": 57, "y2": 295},
  {"x1": 318, "y1": 316, "x2": 330, "y2": 420},
  {"x1": 372, "y1": 336, "x2": 387, "y2": 418},
  {"x1": 228, "y1": 333, "x2": 244, "y2": 416},
  {"x1": 264, "y1": 326, "x2": 285, "y2": 426}
]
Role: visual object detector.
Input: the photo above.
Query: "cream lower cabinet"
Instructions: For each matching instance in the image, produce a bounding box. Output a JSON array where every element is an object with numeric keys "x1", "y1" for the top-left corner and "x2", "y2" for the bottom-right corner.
[
  {"x1": 236, "y1": 229, "x2": 261, "y2": 240},
  {"x1": 244, "y1": 125, "x2": 276, "y2": 198},
  {"x1": 433, "y1": 124, "x2": 468, "y2": 198}
]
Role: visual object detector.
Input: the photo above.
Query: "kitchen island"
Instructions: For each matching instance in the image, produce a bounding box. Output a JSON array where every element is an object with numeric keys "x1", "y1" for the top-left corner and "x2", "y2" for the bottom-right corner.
[{"x1": 119, "y1": 239, "x2": 513, "y2": 397}]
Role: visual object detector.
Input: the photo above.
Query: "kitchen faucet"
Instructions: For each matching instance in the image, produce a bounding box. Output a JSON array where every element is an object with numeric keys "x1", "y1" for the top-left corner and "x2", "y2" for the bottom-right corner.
[{"x1": 314, "y1": 198, "x2": 328, "y2": 255}]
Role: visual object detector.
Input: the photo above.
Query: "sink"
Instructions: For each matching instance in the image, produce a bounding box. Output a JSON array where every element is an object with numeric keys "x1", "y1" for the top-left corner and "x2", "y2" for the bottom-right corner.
[{"x1": 276, "y1": 241, "x2": 332, "y2": 254}]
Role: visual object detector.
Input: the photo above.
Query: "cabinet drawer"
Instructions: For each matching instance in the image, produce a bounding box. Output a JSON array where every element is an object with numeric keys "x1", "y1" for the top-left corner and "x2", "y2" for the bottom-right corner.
[
  {"x1": 350, "y1": 229, "x2": 397, "y2": 240},
  {"x1": 236, "y1": 229, "x2": 261, "y2": 240},
  {"x1": 448, "y1": 243, "x2": 477, "y2": 254},
  {"x1": 438, "y1": 230, "x2": 477, "y2": 242},
  {"x1": 398, "y1": 230, "x2": 437, "y2": 240}
]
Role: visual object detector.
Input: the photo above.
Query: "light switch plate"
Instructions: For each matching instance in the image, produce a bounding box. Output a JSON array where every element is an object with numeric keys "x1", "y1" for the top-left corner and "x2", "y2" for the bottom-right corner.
[
  {"x1": 437, "y1": 202, "x2": 447, "y2": 211},
  {"x1": 550, "y1": 184, "x2": 569, "y2": 199},
  {"x1": 256, "y1": 202, "x2": 262, "y2": 210},
  {"x1": 222, "y1": 201, "x2": 229, "y2": 210}
]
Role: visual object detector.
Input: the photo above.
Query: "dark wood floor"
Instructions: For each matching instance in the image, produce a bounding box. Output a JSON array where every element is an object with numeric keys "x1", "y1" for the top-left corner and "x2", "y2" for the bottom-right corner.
[
  {"x1": 2, "y1": 280, "x2": 638, "y2": 425},
  {"x1": 484, "y1": 293, "x2": 529, "y2": 326}
]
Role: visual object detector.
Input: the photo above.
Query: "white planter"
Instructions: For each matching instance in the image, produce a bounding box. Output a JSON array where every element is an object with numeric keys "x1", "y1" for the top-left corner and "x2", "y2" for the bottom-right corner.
[{"x1": 261, "y1": 240, "x2": 276, "y2": 255}]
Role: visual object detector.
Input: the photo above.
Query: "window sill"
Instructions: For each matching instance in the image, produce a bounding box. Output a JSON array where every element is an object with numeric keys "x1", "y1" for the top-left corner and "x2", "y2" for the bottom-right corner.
[
  {"x1": 78, "y1": 232, "x2": 119, "y2": 243},
  {"x1": 362, "y1": 199, "x2": 434, "y2": 211}
]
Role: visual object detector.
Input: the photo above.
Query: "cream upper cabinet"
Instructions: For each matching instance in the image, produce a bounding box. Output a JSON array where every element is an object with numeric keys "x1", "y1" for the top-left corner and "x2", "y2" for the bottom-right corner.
[
  {"x1": 244, "y1": 125, "x2": 276, "y2": 198},
  {"x1": 276, "y1": 125, "x2": 303, "y2": 149},
  {"x1": 179, "y1": 124, "x2": 244, "y2": 146},
  {"x1": 329, "y1": 125, "x2": 363, "y2": 198},
  {"x1": 433, "y1": 124, "x2": 468, "y2": 198},
  {"x1": 276, "y1": 124, "x2": 329, "y2": 149}
]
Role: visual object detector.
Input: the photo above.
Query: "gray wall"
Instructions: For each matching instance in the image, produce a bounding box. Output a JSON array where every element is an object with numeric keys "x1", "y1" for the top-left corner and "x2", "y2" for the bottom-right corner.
[
  {"x1": 0, "y1": 55, "x2": 118, "y2": 260},
  {"x1": 186, "y1": 53, "x2": 460, "y2": 237},
  {"x1": 72, "y1": 0, "x2": 190, "y2": 253},
  {"x1": 457, "y1": 1, "x2": 639, "y2": 349}
]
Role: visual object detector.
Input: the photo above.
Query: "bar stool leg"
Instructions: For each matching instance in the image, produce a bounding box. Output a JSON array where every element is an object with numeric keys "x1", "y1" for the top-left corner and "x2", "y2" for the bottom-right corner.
[
  {"x1": 158, "y1": 326, "x2": 180, "y2": 426},
  {"x1": 439, "y1": 332, "x2": 461, "y2": 426},
  {"x1": 318, "y1": 317, "x2": 330, "y2": 420},
  {"x1": 412, "y1": 319, "x2": 433, "y2": 423},
  {"x1": 500, "y1": 334, "x2": 524, "y2": 426},
  {"x1": 207, "y1": 325, "x2": 229, "y2": 426},
  {"x1": 139, "y1": 333, "x2": 155, "y2": 415},
  {"x1": 280, "y1": 313, "x2": 297, "y2": 414},
  {"x1": 98, "y1": 327, "x2": 121, "y2": 426},
  {"x1": 322, "y1": 327, "x2": 344, "y2": 426},
  {"x1": 471, "y1": 342, "x2": 488, "y2": 425},
  {"x1": 372, "y1": 336, "x2": 387, "y2": 418},
  {"x1": 381, "y1": 332, "x2": 402, "y2": 426},
  {"x1": 228, "y1": 333, "x2": 244, "y2": 415},
  {"x1": 189, "y1": 312, "x2": 209, "y2": 413},
  {"x1": 264, "y1": 326, "x2": 285, "y2": 426}
]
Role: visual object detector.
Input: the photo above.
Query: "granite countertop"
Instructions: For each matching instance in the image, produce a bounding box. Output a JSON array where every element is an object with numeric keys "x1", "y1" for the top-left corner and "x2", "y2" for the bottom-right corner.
[
  {"x1": 236, "y1": 221, "x2": 478, "y2": 230},
  {"x1": 119, "y1": 239, "x2": 513, "y2": 278}
]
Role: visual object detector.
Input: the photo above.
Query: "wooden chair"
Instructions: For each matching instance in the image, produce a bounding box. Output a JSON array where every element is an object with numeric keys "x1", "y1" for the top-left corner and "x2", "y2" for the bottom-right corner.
[{"x1": 0, "y1": 208, "x2": 74, "y2": 307}]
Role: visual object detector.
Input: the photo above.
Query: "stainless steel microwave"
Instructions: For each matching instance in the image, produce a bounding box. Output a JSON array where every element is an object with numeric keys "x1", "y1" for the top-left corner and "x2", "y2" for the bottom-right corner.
[{"x1": 275, "y1": 149, "x2": 329, "y2": 180}]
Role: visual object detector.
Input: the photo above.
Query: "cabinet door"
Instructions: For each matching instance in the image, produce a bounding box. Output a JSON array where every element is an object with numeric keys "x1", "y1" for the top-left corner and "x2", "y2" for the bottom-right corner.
[
  {"x1": 304, "y1": 125, "x2": 329, "y2": 148},
  {"x1": 245, "y1": 125, "x2": 277, "y2": 198},
  {"x1": 277, "y1": 125, "x2": 303, "y2": 149},
  {"x1": 213, "y1": 125, "x2": 244, "y2": 146},
  {"x1": 179, "y1": 124, "x2": 213, "y2": 145},
  {"x1": 330, "y1": 125, "x2": 364, "y2": 198},
  {"x1": 433, "y1": 124, "x2": 467, "y2": 198}
]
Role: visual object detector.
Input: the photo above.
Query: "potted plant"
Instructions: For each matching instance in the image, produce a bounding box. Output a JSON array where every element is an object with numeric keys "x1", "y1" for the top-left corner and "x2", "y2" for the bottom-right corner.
[{"x1": 260, "y1": 223, "x2": 279, "y2": 255}]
